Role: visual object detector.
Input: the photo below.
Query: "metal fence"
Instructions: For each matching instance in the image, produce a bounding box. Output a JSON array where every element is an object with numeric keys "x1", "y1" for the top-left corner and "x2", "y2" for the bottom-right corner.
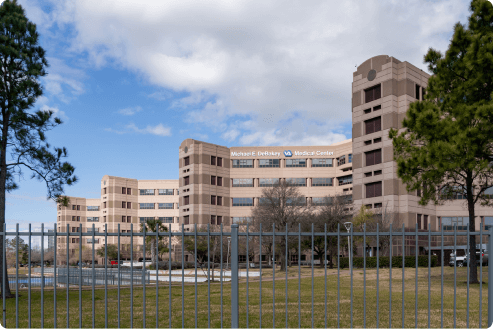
[{"x1": 1, "y1": 222, "x2": 493, "y2": 328}]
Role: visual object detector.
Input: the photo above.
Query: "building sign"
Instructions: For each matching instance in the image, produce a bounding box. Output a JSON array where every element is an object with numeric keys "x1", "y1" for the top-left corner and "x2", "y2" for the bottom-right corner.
[{"x1": 230, "y1": 150, "x2": 334, "y2": 157}]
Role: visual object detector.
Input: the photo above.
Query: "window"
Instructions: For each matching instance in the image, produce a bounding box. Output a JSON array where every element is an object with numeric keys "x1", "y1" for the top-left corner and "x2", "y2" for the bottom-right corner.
[
  {"x1": 71, "y1": 227, "x2": 80, "y2": 232},
  {"x1": 103, "y1": 202, "x2": 107, "y2": 208},
  {"x1": 416, "y1": 84, "x2": 420, "y2": 100},
  {"x1": 364, "y1": 140, "x2": 372, "y2": 146},
  {"x1": 424, "y1": 215, "x2": 428, "y2": 230},
  {"x1": 217, "y1": 177, "x2": 223, "y2": 186},
  {"x1": 122, "y1": 216, "x2": 126, "y2": 223},
  {"x1": 232, "y1": 217, "x2": 252, "y2": 224},
  {"x1": 312, "y1": 158, "x2": 333, "y2": 167},
  {"x1": 159, "y1": 217, "x2": 173, "y2": 223},
  {"x1": 87, "y1": 227, "x2": 99, "y2": 233},
  {"x1": 365, "y1": 172, "x2": 372, "y2": 177},
  {"x1": 217, "y1": 196, "x2": 222, "y2": 206},
  {"x1": 312, "y1": 197, "x2": 329, "y2": 206},
  {"x1": 77, "y1": 205, "x2": 80, "y2": 210},
  {"x1": 211, "y1": 176, "x2": 216, "y2": 185},
  {"x1": 365, "y1": 84, "x2": 381, "y2": 103},
  {"x1": 232, "y1": 178, "x2": 253, "y2": 187},
  {"x1": 312, "y1": 178, "x2": 333, "y2": 187},
  {"x1": 286, "y1": 178, "x2": 306, "y2": 187},
  {"x1": 441, "y1": 217, "x2": 469, "y2": 230},
  {"x1": 87, "y1": 239, "x2": 100, "y2": 244},
  {"x1": 286, "y1": 159, "x2": 307, "y2": 167},
  {"x1": 211, "y1": 215, "x2": 216, "y2": 225},
  {"x1": 139, "y1": 217, "x2": 154, "y2": 223},
  {"x1": 184, "y1": 196, "x2": 190, "y2": 205},
  {"x1": 364, "y1": 116, "x2": 382, "y2": 135},
  {"x1": 232, "y1": 159, "x2": 253, "y2": 168},
  {"x1": 484, "y1": 217, "x2": 493, "y2": 231},
  {"x1": 122, "y1": 187, "x2": 126, "y2": 194},
  {"x1": 77, "y1": 216, "x2": 80, "y2": 221},
  {"x1": 127, "y1": 202, "x2": 131, "y2": 209},
  {"x1": 259, "y1": 159, "x2": 280, "y2": 168},
  {"x1": 122, "y1": 201, "x2": 126, "y2": 208},
  {"x1": 184, "y1": 176, "x2": 190, "y2": 186},
  {"x1": 217, "y1": 216, "x2": 223, "y2": 225},
  {"x1": 127, "y1": 188, "x2": 131, "y2": 195},
  {"x1": 374, "y1": 203, "x2": 382, "y2": 208},
  {"x1": 348, "y1": 154, "x2": 352, "y2": 163},
  {"x1": 440, "y1": 186, "x2": 466, "y2": 200},
  {"x1": 232, "y1": 198, "x2": 253, "y2": 206},
  {"x1": 337, "y1": 156, "x2": 346, "y2": 166},
  {"x1": 211, "y1": 156, "x2": 216, "y2": 165},
  {"x1": 176, "y1": 190, "x2": 179, "y2": 195},
  {"x1": 184, "y1": 216, "x2": 190, "y2": 225},
  {"x1": 184, "y1": 156, "x2": 190, "y2": 166},
  {"x1": 259, "y1": 178, "x2": 279, "y2": 187},
  {"x1": 417, "y1": 214, "x2": 422, "y2": 230},
  {"x1": 211, "y1": 195, "x2": 216, "y2": 205},
  {"x1": 158, "y1": 203, "x2": 174, "y2": 209},
  {"x1": 374, "y1": 170, "x2": 382, "y2": 176},
  {"x1": 140, "y1": 189, "x2": 155, "y2": 195},
  {"x1": 87, "y1": 217, "x2": 99, "y2": 222},
  {"x1": 72, "y1": 205, "x2": 76, "y2": 210},
  {"x1": 365, "y1": 181, "x2": 382, "y2": 198},
  {"x1": 365, "y1": 149, "x2": 382, "y2": 166},
  {"x1": 104, "y1": 216, "x2": 106, "y2": 222},
  {"x1": 126, "y1": 216, "x2": 131, "y2": 223},
  {"x1": 338, "y1": 175, "x2": 352, "y2": 186},
  {"x1": 71, "y1": 238, "x2": 79, "y2": 244},
  {"x1": 373, "y1": 137, "x2": 382, "y2": 143},
  {"x1": 373, "y1": 105, "x2": 381, "y2": 111},
  {"x1": 139, "y1": 203, "x2": 155, "y2": 209},
  {"x1": 364, "y1": 108, "x2": 371, "y2": 114},
  {"x1": 176, "y1": 203, "x2": 179, "y2": 209},
  {"x1": 158, "y1": 189, "x2": 174, "y2": 195},
  {"x1": 217, "y1": 157, "x2": 223, "y2": 167}
]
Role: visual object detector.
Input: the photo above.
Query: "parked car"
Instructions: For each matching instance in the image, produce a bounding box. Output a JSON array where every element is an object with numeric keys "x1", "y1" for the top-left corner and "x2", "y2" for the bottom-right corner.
[
  {"x1": 110, "y1": 260, "x2": 120, "y2": 265},
  {"x1": 450, "y1": 251, "x2": 488, "y2": 267},
  {"x1": 463, "y1": 252, "x2": 488, "y2": 266}
]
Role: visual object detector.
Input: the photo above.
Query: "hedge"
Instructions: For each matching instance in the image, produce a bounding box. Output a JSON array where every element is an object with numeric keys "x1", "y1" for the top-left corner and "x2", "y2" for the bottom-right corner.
[{"x1": 339, "y1": 255, "x2": 438, "y2": 269}]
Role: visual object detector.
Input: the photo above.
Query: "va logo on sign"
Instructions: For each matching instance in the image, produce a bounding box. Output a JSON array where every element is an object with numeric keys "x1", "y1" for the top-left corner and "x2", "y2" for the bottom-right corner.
[{"x1": 283, "y1": 150, "x2": 292, "y2": 157}]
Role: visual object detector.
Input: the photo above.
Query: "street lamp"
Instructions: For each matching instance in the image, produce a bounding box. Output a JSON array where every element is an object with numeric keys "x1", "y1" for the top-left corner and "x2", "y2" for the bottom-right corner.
[
  {"x1": 344, "y1": 222, "x2": 353, "y2": 272},
  {"x1": 226, "y1": 237, "x2": 231, "y2": 270}
]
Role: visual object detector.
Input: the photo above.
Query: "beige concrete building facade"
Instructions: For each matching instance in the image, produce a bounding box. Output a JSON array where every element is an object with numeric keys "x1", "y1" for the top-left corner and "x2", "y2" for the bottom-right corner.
[
  {"x1": 178, "y1": 139, "x2": 353, "y2": 229},
  {"x1": 351, "y1": 55, "x2": 493, "y2": 255},
  {"x1": 56, "y1": 175, "x2": 179, "y2": 265}
]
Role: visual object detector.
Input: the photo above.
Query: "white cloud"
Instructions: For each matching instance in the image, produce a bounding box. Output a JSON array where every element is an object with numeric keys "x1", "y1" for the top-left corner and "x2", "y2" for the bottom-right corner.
[
  {"x1": 117, "y1": 106, "x2": 143, "y2": 116},
  {"x1": 147, "y1": 91, "x2": 170, "y2": 101},
  {"x1": 34, "y1": 0, "x2": 470, "y2": 145},
  {"x1": 106, "y1": 123, "x2": 172, "y2": 137},
  {"x1": 42, "y1": 57, "x2": 86, "y2": 103},
  {"x1": 41, "y1": 104, "x2": 69, "y2": 121}
]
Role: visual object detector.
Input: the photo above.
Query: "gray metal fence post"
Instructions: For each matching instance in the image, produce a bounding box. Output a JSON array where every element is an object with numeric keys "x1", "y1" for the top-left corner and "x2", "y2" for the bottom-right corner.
[
  {"x1": 488, "y1": 226, "x2": 493, "y2": 327},
  {"x1": 231, "y1": 224, "x2": 239, "y2": 328}
]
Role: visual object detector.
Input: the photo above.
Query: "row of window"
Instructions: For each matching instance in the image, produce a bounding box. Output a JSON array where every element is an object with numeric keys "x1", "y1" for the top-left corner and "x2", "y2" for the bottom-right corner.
[
  {"x1": 139, "y1": 189, "x2": 177, "y2": 196},
  {"x1": 185, "y1": 177, "x2": 352, "y2": 188},
  {"x1": 139, "y1": 203, "x2": 177, "y2": 209},
  {"x1": 231, "y1": 196, "x2": 352, "y2": 207},
  {"x1": 184, "y1": 155, "x2": 224, "y2": 167},
  {"x1": 231, "y1": 157, "x2": 352, "y2": 168}
]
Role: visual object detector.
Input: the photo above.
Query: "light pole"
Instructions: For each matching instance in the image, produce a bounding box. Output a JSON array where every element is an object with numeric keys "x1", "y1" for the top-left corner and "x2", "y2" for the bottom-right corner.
[
  {"x1": 226, "y1": 237, "x2": 231, "y2": 270},
  {"x1": 344, "y1": 222, "x2": 353, "y2": 272}
]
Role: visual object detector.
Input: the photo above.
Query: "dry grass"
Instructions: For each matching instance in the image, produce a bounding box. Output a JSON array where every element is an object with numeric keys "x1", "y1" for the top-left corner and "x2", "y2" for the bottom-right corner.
[{"x1": 1, "y1": 266, "x2": 489, "y2": 328}]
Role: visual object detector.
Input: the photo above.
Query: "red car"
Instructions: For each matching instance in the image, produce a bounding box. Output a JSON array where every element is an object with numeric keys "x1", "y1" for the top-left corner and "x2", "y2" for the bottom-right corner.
[{"x1": 110, "y1": 261, "x2": 119, "y2": 265}]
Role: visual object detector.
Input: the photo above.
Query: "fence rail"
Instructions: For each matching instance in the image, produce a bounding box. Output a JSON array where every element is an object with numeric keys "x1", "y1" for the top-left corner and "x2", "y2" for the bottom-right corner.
[{"x1": 1, "y1": 222, "x2": 493, "y2": 328}]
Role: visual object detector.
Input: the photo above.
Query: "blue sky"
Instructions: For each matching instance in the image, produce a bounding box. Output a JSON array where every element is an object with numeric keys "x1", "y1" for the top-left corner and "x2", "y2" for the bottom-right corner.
[{"x1": 5, "y1": 0, "x2": 473, "y2": 234}]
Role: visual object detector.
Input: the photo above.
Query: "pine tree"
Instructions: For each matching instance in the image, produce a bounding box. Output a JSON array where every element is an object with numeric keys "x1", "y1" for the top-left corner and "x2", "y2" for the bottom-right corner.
[
  {"x1": 0, "y1": 0, "x2": 77, "y2": 298},
  {"x1": 389, "y1": 0, "x2": 493, "y2": 283}
]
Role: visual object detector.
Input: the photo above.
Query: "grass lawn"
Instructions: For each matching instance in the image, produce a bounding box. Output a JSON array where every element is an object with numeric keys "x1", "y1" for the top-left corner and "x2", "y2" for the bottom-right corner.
[{"x1": 1, "y1": 265, "x2": 489, "y2": 328}]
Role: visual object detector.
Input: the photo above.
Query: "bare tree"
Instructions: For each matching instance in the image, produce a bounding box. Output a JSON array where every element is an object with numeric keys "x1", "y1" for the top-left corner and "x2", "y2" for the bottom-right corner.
[
  {"x1": 302, "y1": 195, "x2": 352, "y2": 268},
  {"x1": 251, "y1": 181, "x2": 312, "y2": 271}
]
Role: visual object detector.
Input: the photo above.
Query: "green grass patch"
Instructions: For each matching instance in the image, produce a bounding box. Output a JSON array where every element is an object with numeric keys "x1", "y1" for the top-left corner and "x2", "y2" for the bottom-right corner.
[{"x1": 1, "y1": 266, "x2": 489, "y2": 328}]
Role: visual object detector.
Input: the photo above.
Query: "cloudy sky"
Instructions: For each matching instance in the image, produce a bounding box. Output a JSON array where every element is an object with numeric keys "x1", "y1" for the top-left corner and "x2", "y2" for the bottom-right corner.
[{"x1": 5, "y1": 0, "x2": 473, "y2": 232}]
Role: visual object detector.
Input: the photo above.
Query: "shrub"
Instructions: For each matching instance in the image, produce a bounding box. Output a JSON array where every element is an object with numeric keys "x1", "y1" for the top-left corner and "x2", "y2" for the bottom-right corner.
[{"x1": 339, "y1": 255, "x2": 438, "y2": 269}]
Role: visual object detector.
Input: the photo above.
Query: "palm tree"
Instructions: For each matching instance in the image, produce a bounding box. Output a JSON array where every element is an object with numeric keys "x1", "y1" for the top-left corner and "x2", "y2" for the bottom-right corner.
[{"x1": 140, "y1": 219, "x2": 168, "y2": 268}]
